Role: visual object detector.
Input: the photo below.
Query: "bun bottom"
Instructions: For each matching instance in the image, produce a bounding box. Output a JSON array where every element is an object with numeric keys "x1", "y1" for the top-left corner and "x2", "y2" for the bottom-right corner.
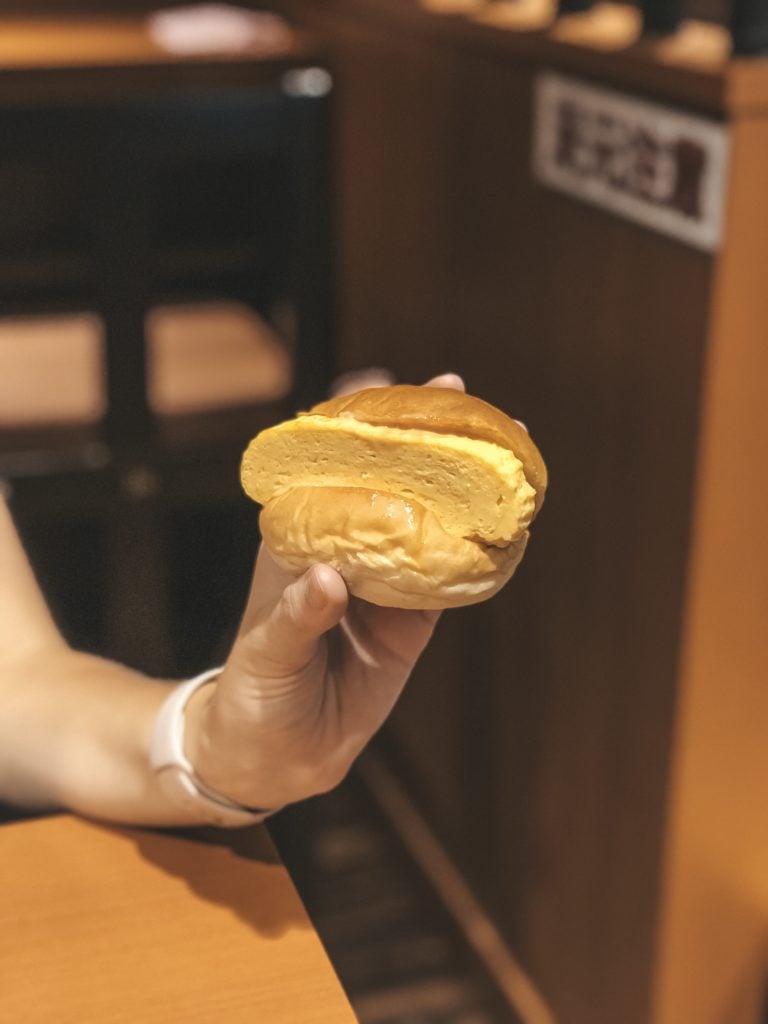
[{"x1": 259, "y1": 486, "x2": 528, "y2": 610}]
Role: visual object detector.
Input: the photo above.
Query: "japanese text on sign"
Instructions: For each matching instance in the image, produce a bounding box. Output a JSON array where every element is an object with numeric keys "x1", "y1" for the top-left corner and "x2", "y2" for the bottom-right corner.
[{"x1": 533, "y1": 74, "x2": 729, "y2": 251}]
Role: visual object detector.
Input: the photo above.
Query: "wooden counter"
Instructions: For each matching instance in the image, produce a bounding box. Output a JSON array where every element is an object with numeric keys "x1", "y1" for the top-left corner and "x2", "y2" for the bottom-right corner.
[{"x1": 0, "y1": 814, "x2": 357, "y2": 1023}]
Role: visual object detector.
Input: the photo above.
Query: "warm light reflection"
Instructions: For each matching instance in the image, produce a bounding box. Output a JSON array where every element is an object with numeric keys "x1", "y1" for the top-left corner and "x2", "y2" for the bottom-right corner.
[
  {"x1": 550, "y1": 2, "x2": 641, "y2": 50},
  {"x1": 0, "y1": 314, "x2": 105, "y2": 427},
  {"x1": 0, "y1": 18, "x2": 162, "y2": 68},
  {"x1": 472, "y1": 0, "x2": 555, "y2": 33},
  {"x1": 418, "y1": 0, "x2": 486, "y2": 15},
  {"x1": 649, "y1": 21, "x2": 731, "y2": 71},
  {"x1": 147, "y1": 302, "x2": 292, "y2": 416},
  {"x1": 0, "y1": 11, "x2": 293, "y2": 68}
]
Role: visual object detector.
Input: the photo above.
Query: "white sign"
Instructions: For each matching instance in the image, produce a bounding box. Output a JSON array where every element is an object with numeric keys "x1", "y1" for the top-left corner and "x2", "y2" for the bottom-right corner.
[{"x1": 533, "y1": 73, "x2": 729, "y2": 251}]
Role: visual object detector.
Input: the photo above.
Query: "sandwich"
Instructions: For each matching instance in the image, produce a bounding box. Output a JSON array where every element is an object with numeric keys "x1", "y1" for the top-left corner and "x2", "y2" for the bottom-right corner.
[{"x1": 240, "y1": 384, "x2": 547, "y2": 609}]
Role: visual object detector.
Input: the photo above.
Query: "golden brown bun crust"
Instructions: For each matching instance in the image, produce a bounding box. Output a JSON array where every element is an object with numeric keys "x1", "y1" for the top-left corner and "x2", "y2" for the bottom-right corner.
[
  {"x1": 242, "y1": 385, "x2": 546, "y2": 609},
  {"x1": 260, "y1": 486, "x2": 528, "y2": 609},
  {"x1": 306, "y1": 384, "x2": 547, "y2": 512}
]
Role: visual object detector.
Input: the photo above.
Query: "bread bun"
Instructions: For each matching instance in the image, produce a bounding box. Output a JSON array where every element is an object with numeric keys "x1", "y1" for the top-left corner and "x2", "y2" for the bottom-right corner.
[{"x1": 241, "y1": 385, "x2": 546, "y2": 609}]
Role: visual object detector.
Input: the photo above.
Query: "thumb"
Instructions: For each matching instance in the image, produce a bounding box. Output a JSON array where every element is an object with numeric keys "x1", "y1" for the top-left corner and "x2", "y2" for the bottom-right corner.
[{"x1": 232, "y1": 561, "x2": 348, "y2": 680}]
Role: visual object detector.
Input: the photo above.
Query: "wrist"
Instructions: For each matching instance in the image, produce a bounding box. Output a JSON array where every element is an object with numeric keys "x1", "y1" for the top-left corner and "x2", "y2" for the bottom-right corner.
[
  {"x1": 182, "y1": 674, "x2": 288, "y2": 810},
  {"x1": 181, "y1": 680, "x2": 218, "y2": 782},
  {"x1": 188, "y1": 677, "x2": 321, "y2": 810},
  {"x1": 149, "y1": 670, "x2": 272, "y2": 827}
]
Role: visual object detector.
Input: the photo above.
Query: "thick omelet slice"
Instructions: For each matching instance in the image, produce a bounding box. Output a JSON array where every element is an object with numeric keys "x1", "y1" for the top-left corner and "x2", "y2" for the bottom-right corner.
[{"x1": 240, "y1": 414, "x2": 536, "y2": 546}]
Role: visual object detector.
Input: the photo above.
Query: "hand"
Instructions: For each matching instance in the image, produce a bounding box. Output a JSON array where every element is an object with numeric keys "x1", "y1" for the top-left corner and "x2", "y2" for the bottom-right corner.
[{"x1": 184, "y1": 374, "x2": 464, "y2": 811}]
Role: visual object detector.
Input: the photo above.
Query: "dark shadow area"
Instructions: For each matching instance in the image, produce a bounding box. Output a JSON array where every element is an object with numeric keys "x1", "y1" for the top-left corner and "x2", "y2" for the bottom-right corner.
[
  {"x1": 128, "y1": 821, "x2": 313, "y2": 939},
  {"x1": 272, "y1": 772, "x2": 520, "y2": 1024}
]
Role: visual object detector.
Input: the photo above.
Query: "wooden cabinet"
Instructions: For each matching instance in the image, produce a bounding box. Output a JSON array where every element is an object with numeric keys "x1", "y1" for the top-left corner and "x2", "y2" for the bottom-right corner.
[
  {"x1": 282, "y1": 4, "x2": 768, "y2": 1022},
  {"x1": 0, "y1": 18, "x2": 334, "y2": 676}
]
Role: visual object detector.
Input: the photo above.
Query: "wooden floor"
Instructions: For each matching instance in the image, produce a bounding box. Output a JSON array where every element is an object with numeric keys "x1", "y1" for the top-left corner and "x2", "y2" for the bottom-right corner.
[{"x1": 271, "y1": 771, "x2": 519, "y2": 1024}]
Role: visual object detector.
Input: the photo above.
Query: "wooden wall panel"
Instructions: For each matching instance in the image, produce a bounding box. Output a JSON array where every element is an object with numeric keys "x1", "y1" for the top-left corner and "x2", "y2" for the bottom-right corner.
[
  {"x1": 436, "y1": 47, "x2": 714, "y2": 1022},
  {"x1": 330, "y1": 29, "x2": 460, "y2": 381}
]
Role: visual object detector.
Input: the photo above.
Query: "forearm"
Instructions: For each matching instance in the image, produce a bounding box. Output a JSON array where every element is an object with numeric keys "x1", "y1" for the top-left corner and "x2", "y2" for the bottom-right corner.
[
  {"x1": 1, "y1": 496, "x2": 211, "y2": 825},
  {"x1": 0, "y1": 645, "x2": 196, "y2": 825}
]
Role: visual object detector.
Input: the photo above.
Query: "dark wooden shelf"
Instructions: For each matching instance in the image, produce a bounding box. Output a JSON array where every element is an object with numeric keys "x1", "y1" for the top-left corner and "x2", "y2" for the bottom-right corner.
[
  {"x1": 151, "y1": 241, "x2": 269, "y2": 286},
  {"x1": 1, "y1": 15, "x2": 334, "y2": 676}
]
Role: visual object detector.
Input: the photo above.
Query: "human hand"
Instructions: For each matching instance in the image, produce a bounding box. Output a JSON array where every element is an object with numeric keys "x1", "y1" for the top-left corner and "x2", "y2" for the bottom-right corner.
[{"x1": 184, "y1": 373, "x2": 464, "y2": 812}]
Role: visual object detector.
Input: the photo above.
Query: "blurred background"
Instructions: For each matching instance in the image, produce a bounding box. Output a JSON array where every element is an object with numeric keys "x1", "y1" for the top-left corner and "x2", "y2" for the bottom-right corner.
[{"x1": 1, "y1": 1, "x2": 767, "y2": 1022}]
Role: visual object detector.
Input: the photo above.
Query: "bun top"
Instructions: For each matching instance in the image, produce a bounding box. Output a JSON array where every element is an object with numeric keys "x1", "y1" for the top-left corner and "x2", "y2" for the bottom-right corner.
[{"x1": 306, "y1": 384, "x2": 547, "y2": 511}]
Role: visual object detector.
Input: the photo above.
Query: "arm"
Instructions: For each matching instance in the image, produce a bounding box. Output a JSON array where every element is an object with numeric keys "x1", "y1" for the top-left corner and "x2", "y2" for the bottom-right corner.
[
  {"x1": 0, "y1": 496, "x2": 180, "y2": 822},
  {"x1": 0, "y1": 496, "x2": 435, "y2": 825},
  {"x1": 0, "y1": 375, "x2": 462, "y2": 826}
]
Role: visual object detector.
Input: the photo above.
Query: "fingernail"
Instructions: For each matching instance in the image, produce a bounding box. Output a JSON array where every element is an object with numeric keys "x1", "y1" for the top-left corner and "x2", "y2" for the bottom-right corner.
[
  {"x1": 426, "y1": 373, "x2": 464, "y2": 390},
  {"x1": 304, "y1": 566, "x2": 328, "y2": 610}
]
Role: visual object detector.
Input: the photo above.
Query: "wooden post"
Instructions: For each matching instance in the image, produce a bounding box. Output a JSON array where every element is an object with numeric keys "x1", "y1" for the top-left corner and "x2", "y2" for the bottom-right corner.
[{"x1": 651, "y1": 102, "x2": 768, "y2": 1024}]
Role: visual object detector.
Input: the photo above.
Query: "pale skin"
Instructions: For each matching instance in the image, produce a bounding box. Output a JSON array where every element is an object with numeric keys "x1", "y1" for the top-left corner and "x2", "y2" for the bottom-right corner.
[{"x1": 0, "y1": 374, "x2": 463, "y2": 826}]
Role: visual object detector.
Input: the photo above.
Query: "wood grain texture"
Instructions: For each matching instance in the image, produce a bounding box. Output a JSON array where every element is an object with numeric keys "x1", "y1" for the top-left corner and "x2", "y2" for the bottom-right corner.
[
  {"x1": 0, "y1": 815, "x2": 357, "y2": 1023},
  {"x1": 287, "y1": 0, "x2": 768, "y2": 113},
  {"x1": 280, "y1": 4, "x2": 728, "y2": 1022},
  {"x1": 444, "y1": 48, "x2": 712, "y2": 1024},
  {"x1": 651, "y1": 111, "x2": 768, "y2": 1024}
]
